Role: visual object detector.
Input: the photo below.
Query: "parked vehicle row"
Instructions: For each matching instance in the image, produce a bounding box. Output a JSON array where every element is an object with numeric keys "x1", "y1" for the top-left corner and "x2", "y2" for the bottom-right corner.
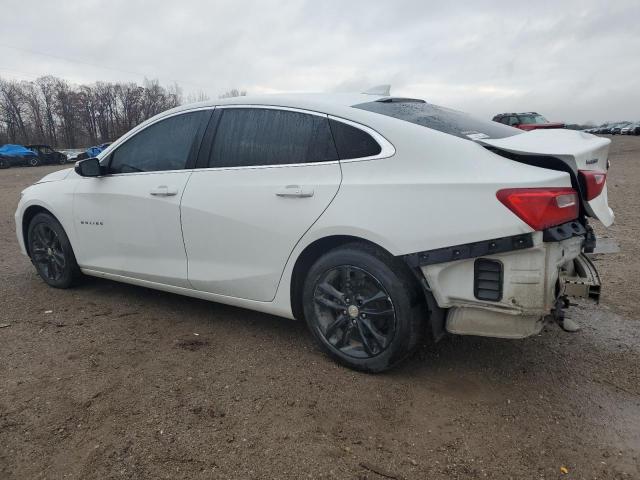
[
  {"x1": 15, "y1": 90, "x2": 613, "y2": 371},
  {"x1": 0, "y1": 142, "x2": 116, "y2": 169},
  {"x1": 585, "y1": 122, "x2": 640, "y2": 135},
  {"x1": 0, "y1": 144, "x2": 67, "y2": 169}
]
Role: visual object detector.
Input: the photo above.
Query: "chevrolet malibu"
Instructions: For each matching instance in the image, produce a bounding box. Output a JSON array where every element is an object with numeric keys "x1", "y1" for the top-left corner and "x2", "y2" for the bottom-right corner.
[{"x1": 15, "y1": 89, "x2": 613, "y2": 372}]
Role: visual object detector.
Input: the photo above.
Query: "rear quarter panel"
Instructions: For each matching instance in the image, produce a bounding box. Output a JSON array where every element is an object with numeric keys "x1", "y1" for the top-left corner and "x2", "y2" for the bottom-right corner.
[
  {"x1": 312, "y1": 121, "x2": 571, "y2": 256},
  {"x1": 269, "y1": 120, "x2": 572, "y2": 318}
]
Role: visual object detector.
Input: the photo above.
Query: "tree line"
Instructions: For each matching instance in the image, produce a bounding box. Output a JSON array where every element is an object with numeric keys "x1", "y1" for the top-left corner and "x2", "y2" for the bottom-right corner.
[{"x1": 0, "y1": 76, "x2": 189, "y2": 148}]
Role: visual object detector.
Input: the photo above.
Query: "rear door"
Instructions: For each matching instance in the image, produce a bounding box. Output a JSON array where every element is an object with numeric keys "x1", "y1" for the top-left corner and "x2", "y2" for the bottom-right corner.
[{"x1": 180, "y1": 106, "x2": 342, "y2": 301}]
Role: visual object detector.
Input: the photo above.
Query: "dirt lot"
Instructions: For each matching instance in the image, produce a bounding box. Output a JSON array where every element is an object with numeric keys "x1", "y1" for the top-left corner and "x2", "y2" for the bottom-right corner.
[{"x1": 1, "y1": 137, "x2": 639, "y2": 479}]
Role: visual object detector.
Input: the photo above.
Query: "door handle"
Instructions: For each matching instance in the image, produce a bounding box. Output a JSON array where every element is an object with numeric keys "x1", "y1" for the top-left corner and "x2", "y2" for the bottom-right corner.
[
  {"x1": 149, "y1": 185, "x2": 178, "y2": 196},
  {"x1": 275, "y1": 185, "x2": 314, "y2": 198}
]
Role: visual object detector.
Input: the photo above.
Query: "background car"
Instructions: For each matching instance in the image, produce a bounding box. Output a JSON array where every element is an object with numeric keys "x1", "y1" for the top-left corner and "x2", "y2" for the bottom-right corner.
[
  {"x1": 73, "y1": 142, "x2": 113, "y2": 161},
  {"x1": 610, "y1": 122, "x2": 632, "y2": 135},
  {"x1": 0, "y1": 144, "x2": 39, "y2": 167},
  {"x1": 492, "y1": 112, "x2": 565, "y2": 130},
  {"x1": 25, "y1": 145, "x2": 68, "y2": 165}
]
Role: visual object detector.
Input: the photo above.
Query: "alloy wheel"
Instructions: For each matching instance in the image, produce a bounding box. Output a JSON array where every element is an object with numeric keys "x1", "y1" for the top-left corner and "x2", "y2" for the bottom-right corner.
[
  {"x1": 312, "y1": 265, "x2": 396, "y2": 359},
  {"x1": 30, "y1": 223, "x2": 66, "y2": 281}
]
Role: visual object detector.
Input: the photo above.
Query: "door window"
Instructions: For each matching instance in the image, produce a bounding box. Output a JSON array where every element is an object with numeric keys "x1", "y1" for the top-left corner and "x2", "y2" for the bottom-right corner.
[
  {"x1": 208, "y1": 108, "x2": 338, "y2": 168},
  {"x1": 109, "y1": 110, "x2": 208, "y2": 174}
]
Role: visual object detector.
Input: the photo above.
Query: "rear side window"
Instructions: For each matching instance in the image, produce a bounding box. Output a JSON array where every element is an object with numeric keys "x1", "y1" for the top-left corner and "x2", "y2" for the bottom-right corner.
[
  {"x1": 209, "y1": 108, "x2": 337, "y2": 168},
  {"x1": 329, "y1": 119, "x2": 381, "y2": 159},
  {"x1": 354, "y1": 101, "x2": 521, "y2": 141},
  {"x1": 109, "y1": 111, "x2": 208, "y2": 173}
]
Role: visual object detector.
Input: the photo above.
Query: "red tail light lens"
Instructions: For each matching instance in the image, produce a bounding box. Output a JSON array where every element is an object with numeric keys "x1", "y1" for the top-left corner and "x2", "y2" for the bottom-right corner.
[
  {"x1": 579, "y1": 170, "x2": 606, "y2": 201},
  {"x1": 496, "y1": 188, "x2": 579, "y2": 230}
]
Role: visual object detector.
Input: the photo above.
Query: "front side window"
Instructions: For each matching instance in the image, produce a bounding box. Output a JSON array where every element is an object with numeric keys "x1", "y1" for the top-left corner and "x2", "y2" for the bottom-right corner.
[
  {"x1": 109, "y1": 110, "x2": 208, "y2": 174},
  {"x1": 209, "y1": 108, "x2": 337, "y2": 168}
]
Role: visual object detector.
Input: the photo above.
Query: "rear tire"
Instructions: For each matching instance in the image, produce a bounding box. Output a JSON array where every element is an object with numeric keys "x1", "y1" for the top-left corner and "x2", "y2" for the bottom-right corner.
[
  {"x1": 28, "y1": 157, "x2": 40, "y2": 167},
  {"x1": 27, "y1": 213, "x2": 81, "y2": 288},
  {"x1": 302, "y1": 243, "x2": 425, "y2": 372}
]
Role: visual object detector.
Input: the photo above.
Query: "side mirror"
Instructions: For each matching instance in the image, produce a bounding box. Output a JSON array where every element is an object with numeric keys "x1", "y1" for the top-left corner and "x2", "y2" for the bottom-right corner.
[{"x1": 75, "y1": 157, "x2": 102, "y2": 177}]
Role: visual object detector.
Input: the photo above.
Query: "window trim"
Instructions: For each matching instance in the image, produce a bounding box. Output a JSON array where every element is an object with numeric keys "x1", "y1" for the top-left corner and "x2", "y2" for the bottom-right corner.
[{"x1": 99, "y1": 107, "x2": 214, "y2": 177}]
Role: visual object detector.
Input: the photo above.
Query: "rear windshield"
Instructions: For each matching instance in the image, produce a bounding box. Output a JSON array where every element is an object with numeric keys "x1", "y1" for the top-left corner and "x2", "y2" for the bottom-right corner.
[{"x1": 353, "y1": 100, "x2": 521, "y2": 141}]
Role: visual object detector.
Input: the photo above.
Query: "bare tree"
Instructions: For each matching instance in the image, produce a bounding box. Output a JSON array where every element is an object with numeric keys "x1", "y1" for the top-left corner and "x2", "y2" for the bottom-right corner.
[
  {"x1": 0, "y1": 79, "x2": 29, "y2": 143},
  {"x1": 219, "y1": 88, "x2": 247, "y2": 99},
  {"x1": 0, "y1": 75, "x2": 188, "y2": 148},
  {"x1": 37, "y1": 76, "x2": 59, "y2": 146}
]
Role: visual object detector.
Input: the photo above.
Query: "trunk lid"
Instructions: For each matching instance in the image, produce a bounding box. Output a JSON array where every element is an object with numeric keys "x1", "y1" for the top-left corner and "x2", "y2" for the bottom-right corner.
[{"x1": 478, "y1": 129, "x2": 614, "y2": 226}]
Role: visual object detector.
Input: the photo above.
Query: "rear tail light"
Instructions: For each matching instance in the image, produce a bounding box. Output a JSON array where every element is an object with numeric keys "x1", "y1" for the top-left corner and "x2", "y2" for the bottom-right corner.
[
  {"x1": 496, "y1": 188, "x2": 579, "y2": 231},
  {"x1": 579, "y1": 170, "x2": 606, "y2": 201}
]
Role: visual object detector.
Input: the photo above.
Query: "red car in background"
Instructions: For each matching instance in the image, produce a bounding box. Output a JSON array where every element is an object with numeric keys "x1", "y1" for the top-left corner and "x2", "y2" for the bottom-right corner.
[{"x1": 492, "y1": 112, "x2": 565, "y2": 131}]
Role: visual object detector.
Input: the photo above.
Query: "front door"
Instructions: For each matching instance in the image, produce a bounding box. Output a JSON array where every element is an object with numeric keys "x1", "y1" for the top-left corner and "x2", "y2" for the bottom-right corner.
[{"x1": 73, "y1": 109, "x2": 210, "y2": 287}]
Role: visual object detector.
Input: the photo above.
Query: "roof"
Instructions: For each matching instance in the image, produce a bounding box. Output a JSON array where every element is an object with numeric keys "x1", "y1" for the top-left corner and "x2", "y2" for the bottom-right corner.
[{"x1": 163, "y1": 92, "x2": 389, "y2": 118}]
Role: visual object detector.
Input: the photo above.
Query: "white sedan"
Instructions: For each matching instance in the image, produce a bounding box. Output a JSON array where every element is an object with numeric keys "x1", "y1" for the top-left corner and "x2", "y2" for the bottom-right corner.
[{"x1": 15, "y1": 89, "x2": 613, "y2": 371}]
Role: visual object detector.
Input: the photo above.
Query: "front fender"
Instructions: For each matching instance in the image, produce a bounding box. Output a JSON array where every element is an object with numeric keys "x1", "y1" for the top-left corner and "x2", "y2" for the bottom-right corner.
[{"x1": 15, "y1": 180, "x2": 78, "y2": 257}]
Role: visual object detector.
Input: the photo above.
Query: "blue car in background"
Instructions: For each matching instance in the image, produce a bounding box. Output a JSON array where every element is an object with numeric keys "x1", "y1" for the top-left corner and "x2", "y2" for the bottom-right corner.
[
  {"x1": 0, "y1": 144, "x2": 38, "y2": 168},
  {"x1": 72, "y1": 142, "x2": 112, "y2": 162}
]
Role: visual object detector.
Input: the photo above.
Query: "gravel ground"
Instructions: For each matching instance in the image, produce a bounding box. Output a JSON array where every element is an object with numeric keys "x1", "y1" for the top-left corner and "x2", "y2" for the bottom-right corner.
[{"x1": 1, "y1": 136, "x2": 639, "y2": 479}]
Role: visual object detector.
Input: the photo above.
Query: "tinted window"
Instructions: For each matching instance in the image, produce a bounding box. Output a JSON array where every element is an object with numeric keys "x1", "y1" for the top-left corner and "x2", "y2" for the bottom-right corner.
[
  {"x1": 354, "y1": 101, "x2": 522, "y2": 141},
  {"x1": 209, "y1": 108, "x2": 337, "y2": 168},
  {"x1": 109, "y1": 111, "x2": 207, "y2": 173},
  {"x1": 329, "y1": 119, "x2": 382, "y2": 159}
]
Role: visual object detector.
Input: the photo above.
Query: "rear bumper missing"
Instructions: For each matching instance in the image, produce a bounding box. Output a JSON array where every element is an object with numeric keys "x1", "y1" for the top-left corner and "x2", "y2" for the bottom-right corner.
[{"x1": 408, "y1": 233, "x2": 600, "y2": 339}]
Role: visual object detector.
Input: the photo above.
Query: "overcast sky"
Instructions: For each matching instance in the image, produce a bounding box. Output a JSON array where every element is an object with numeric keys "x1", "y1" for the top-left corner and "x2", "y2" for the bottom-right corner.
[{"x1": 1, "y1": 0, "x2": 638, "y2": 124}]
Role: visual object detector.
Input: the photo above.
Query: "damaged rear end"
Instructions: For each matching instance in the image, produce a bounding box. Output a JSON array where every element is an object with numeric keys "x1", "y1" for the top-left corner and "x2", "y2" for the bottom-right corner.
[
  {"x1": 424, "y1": 129, "x2": 612, "y2": 338},
  {"x1": 356, "y1": 99, "x2": 612, "y2": 340},
  {"x1": 409, "y1": 131, "x2": 611, "y2": 339}
]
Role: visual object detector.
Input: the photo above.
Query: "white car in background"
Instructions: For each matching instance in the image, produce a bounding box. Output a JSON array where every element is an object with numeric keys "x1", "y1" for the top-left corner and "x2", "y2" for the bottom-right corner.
[{"x1": 14, "y1": 88, "x2": 613, "y2": 372}]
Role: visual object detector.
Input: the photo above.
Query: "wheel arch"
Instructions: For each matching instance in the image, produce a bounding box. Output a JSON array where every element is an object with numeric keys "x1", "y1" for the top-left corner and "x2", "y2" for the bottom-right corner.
[
  {"x1": 289, "y1": 234, "x2": 426, "y2": 323},
  {"x1": 22, "y1": 205, "x2": 57, "y2": 257}
]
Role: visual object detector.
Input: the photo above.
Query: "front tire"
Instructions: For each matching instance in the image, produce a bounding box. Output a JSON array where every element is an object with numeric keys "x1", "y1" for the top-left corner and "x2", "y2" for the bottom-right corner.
[
  {"x1": 27, "y1": 213, "x2": 81, "y2": 288},
  {"x1": 302, "y1": 243, "x2": 424, "y2": 372}
]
